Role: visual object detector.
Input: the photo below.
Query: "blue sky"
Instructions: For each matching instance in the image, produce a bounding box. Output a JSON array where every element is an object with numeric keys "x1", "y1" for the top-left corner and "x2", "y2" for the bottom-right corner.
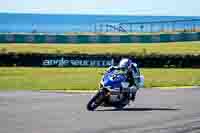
[{"x1": 1, "y1": 0, "x2": 200, "y2": 16}]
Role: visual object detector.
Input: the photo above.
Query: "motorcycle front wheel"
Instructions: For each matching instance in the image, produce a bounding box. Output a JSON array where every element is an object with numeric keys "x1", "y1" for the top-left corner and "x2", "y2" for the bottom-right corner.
[{"x1": 87, "y1": 90, "x2": 105, "y2": 111}]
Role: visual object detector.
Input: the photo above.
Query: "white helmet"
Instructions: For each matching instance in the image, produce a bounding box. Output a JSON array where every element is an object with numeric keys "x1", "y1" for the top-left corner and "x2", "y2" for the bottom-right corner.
[{"x1": 118, "y1": 58, "x2": 133, "y2": 69}]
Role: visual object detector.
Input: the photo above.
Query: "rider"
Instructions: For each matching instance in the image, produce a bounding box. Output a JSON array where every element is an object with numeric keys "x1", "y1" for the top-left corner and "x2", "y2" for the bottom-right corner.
[{"x1": 107, "y1": 58, "x2": 140, "y2": 100}]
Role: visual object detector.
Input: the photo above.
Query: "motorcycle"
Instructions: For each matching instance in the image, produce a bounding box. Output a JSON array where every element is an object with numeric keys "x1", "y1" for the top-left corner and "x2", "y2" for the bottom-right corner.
[{"x1": 87, "y1": 69, "x2": 144, "y2": 111}]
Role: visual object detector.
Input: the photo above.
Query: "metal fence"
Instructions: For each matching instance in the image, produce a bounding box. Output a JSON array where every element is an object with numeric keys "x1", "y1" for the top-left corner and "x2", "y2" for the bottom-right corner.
[{"x1": 93, "y1": 19, "x2": 200, "y2": 33}]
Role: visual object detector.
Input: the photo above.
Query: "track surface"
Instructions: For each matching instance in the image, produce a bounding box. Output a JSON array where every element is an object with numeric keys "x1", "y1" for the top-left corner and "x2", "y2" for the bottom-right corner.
[{"x1": 0, "y1": 88, "x2": 200, "y2": 133}]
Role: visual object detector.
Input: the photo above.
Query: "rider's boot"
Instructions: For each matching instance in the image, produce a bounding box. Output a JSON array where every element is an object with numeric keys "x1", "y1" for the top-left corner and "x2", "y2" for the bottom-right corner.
[{"x1": 130, "y1": 92, "x2": 136, "y2": 101}]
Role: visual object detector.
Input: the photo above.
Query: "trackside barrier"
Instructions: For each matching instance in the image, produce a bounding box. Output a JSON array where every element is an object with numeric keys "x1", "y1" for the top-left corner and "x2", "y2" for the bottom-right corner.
[{"x1": 0, "y1": 32, "x2": 200, "y2": 43}]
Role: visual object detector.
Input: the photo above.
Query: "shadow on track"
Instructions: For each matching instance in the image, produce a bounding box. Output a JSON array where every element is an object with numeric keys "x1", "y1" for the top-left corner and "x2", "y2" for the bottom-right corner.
[{"x1": 97, "y1": 107, "x2": 180, "y2": 112}]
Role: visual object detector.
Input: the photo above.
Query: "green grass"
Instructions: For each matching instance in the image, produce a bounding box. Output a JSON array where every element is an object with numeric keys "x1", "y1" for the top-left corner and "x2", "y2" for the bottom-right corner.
[
  {"x1": 0, "y1": 42, "x2": 200, "y2": 55},
  {"x1": 0, "y1": 67, "x2": 199, "y2": 91}
]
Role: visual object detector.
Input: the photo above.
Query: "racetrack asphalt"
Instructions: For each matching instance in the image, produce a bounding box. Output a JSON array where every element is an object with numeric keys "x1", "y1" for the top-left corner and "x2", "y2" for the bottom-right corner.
[{"x1": 0, "y1": 88, "x2": 200, "y2": 133}]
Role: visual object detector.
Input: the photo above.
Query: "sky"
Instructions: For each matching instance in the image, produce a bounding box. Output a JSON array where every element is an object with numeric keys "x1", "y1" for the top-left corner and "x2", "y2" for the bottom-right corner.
[{"x1": 0, "y1": 0, "x2": 200, "y2": 16}]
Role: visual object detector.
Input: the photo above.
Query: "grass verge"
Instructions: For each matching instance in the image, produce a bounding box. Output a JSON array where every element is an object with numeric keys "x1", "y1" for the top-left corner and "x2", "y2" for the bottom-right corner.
[
  {"x1": 0, "y1": 42, "x2": 200, "y2": 55},
  {"x1": 0, "y1": 67, "x2": 199, "y2": 91}
]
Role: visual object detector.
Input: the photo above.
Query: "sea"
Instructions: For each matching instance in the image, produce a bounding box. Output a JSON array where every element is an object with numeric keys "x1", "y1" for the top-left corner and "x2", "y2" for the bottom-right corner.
[{"x1": 0, "y1": 13, "x2": 200, "y2": 33}]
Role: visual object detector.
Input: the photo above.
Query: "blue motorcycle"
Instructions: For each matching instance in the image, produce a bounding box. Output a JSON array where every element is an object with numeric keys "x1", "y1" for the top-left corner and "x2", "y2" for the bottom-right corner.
[{"x1": 87, "y1": 69, "x2": 144, "y2": 111}]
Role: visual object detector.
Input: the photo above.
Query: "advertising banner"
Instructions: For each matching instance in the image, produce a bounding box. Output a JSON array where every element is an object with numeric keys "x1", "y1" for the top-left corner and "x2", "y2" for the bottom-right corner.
[{"x1": 42, "y1": 57, "x2": 113, "y2": 67}]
